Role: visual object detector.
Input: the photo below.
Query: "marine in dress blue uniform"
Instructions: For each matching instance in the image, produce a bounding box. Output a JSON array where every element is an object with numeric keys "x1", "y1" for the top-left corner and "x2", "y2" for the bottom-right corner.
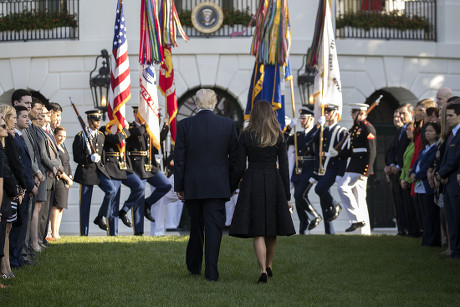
[
  {"x1": 287, "y1": 107, "x2": 322, "y2": 234},
  {"x1": 124, "y1": 106, "x2": 171, "y2": 235},
  {"x1": 72, "y1": 110, "x2": 117, "y2": 236},
  {"x1": 335, "y1": 103, "x2": 377, "y2": 234},
  {"x1": 311, "y1": 104, "x2": 347, "y2": 234}
]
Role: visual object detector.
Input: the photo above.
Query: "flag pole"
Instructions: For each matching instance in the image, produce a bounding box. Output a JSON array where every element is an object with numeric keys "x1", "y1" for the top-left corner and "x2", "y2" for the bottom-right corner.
[
  {"x1": 318, "y1": 103, "x2": 325, "y2": 175},
  {"x1": 289, "y1": 78, "x2": 301, "y2": 175}
]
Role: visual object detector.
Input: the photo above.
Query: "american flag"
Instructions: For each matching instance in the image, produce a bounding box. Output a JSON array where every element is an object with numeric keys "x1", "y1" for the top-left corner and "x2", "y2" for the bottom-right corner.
[{"x1": 108, "y1": 0, "x2": 130, "y2": 149}]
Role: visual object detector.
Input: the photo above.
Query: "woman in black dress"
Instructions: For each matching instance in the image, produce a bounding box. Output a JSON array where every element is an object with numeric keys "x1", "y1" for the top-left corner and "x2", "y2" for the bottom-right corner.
[
  {"x1": 50, "y1": 127, "x2": 73, "y2": 240},
  {"x1": 229, "y1": 100, "x2": 295, "y2": 283}
]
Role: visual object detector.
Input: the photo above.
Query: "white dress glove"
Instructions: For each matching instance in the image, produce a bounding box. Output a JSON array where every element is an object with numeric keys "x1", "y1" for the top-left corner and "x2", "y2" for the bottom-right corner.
[
  {"x1": 91, "y1": 153, "x2": 101, "y2": 163},
  {"x1": 290, "y1": 118, "x2": 297, "y2": 128},
  {"x1": 329, "y1": 148, "x2": 339, "y2": 157},
  {"x1": 308, "y1": 177, "x2": 317, "y2": 184},
  {"x1": 318, "y1": 116, "x2": 326, "y2": 126}
]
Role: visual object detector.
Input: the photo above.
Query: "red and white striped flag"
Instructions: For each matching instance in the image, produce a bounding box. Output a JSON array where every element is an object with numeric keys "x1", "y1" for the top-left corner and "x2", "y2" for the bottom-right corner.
[{"x1": 108, "y1": 0, "x2": 130, "y2": 150}]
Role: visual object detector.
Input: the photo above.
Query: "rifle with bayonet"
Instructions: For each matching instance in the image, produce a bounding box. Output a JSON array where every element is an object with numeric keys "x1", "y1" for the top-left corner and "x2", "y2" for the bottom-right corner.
[{"x1": 69, "y1": 97, "x2": 96, "y2": 154}]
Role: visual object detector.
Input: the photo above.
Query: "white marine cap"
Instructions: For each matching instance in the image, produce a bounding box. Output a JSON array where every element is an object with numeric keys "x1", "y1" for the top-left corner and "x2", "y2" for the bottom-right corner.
[{"x1": 350, "y1": 103, "x2": 368, "y2": 111}]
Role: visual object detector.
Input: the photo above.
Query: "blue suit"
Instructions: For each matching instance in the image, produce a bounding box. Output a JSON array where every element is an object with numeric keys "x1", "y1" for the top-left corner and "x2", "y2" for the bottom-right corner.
[
  {"x1": 10, "y1": 133, "x2": 35, "y2": 268},
  {"x1": 438, "y1": 130, "x2": 460, "y2": 257}
]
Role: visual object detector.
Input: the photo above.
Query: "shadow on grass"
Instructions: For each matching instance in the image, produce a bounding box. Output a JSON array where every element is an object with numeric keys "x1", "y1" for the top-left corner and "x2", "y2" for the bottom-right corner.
[{"x1": 1, "y1": 235, "x2": 459, "y2": 306}]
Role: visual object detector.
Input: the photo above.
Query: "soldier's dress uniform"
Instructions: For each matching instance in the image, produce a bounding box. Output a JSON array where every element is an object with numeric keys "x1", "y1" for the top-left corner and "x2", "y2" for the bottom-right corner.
[
  {"x1": 337, "y1": 103, "x2": 377, "y2": 234},
  {"x1": 124, "y1": 115, "x2": 171, "y2": 235},
  {"x1": 72, "y1": 111, "x2": 117, "y2": 236},
  {"x1": 312, "y1": 105, "x2": 347, "y2": 234},
  {"x1": 287, "y1": 108, "x2": 322, "y2": 234},
  {"x1": 101, "y1": 125, "x2": 145, "y2": 236}
]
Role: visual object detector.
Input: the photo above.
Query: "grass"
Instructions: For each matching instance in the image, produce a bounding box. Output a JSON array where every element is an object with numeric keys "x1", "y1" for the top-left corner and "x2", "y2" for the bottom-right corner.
[{"x1": 0, "y1": 234, "x2": 459, "y2": 306}]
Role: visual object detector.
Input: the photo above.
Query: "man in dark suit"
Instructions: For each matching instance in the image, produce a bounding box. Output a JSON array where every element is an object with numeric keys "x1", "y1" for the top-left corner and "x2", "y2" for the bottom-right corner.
[
  {"x1": 174, "y1": 89, "x2": 238, "y2": 281},
  {"x1": 384, "y1": 108, "x2": 407, "y2": 236},
  {"x1": 437, "y1": 102, "x2": 460, "y2": 258},
  {"x1": 10, "y1": 106, "x2": 38, "y2": 268},
  {"x1": 73, "y1": 110, "x2": 117, "y2": 236},
  {"x1": 387, "y1": 104, "x2": 413, "y2": 235}
]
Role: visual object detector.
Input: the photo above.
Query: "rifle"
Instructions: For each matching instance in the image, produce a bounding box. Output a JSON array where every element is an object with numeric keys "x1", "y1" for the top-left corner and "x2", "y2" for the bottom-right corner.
[
  {"x1": 69, "y1": 97, "x2": 96, "y2": 154},
  {"x1": 333, "y1": 95, "x2": 383, "y2": 152}
]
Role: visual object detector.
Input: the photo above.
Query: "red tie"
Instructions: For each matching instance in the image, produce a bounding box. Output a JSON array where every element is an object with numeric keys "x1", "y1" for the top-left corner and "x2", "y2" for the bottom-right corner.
[{"x1": 447, "y1": 132, "x2": 454, "y2": 146}]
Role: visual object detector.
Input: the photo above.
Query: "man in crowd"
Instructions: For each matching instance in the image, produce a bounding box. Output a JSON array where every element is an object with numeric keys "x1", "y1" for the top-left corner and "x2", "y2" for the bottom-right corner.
[
  {"x1": 436, "y1": 87, "x2": 453, "y2": 108},
  {"x1": 436, "y1": 101, "x2": 460, "y2": 258},
  {"x1": 48, "y1": 102, "x2": 62, "y2": 131},
  {"x1": 9, "y1": 106, "x2": 37, "y2": 268}
]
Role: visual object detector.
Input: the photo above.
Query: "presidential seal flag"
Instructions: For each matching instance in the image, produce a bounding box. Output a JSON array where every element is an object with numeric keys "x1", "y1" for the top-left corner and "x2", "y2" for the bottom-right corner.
[
  {"x1": 108, "y1": 0, "x2": 130, "y2": 151},
  {"x1": 308, "y1": 0, "x2": 343, "y2": 119},
  {"x1": 139, "y1": 65, "x2": 161, "y2": 150}
]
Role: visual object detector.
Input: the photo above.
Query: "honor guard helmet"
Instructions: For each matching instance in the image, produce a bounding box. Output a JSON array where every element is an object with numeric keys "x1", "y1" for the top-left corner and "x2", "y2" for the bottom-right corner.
[
  {"x1": 85, "y1": 109, "x2": 102, "y2": 121},
  {"x1": 350, "y1": 103, "x2": 369, "y2": 111},
  {"x1": 299, "y1": 106, "x2": 314, "y2": 119}
]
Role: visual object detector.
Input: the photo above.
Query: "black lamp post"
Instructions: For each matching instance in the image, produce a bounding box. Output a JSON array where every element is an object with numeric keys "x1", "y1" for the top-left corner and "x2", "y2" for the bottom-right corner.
[
  {"x1": 89, "y1": 49, "x2": 111, "y2": 120},
  {"x1": 297, "y1": 64, "x2": 316, "y2": 106}
]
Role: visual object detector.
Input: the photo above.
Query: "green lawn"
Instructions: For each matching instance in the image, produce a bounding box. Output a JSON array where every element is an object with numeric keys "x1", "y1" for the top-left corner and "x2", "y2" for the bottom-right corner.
[{"x1": 0, "y1": 234, "x2": 459, "y2": 306}]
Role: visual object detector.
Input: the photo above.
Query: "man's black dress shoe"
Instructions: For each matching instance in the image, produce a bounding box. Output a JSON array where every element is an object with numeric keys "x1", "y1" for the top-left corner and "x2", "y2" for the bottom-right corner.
[
  {"x1": 266, "y1": 267, "x2": 273, "y2": 278},
  {"x1": 119, "y1": 210, "x2": 133, "y2": 227},
  {"x1": 327, "y1": 204, "x2": 342, "y2": 222},
  {"x1": 94, "y1": 216, "x2": 108, "y2": 231},
  {"x1": 308, "y1": 216, "x2": 323, "y2": 230},
  {"x1": 144, "y1": 203, "x2": 155, "y2": 222},
  {"x1": 258, "y1": 273, "x2": 268, "y2": 283},
  {"x1": 345, "y1": 221, "x2": 366, "y2": 232}
]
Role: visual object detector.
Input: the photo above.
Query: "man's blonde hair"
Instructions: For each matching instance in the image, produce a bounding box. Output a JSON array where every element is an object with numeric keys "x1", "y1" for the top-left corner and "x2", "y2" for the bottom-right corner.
[{"x1": 195, "y1": 89, "x2": 217, "y2": 110}]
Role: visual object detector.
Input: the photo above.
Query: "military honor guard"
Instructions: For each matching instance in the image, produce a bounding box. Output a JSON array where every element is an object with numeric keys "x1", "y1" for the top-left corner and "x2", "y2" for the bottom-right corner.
[
  {"x1": 124, "y1": 106, "x2": 171, "y2": 235},
  {"x1": 72, "y1": 110, "x2": 117, "y2": 236},
  {"x1": 287, "y1": 107, "x2": 322, "y2": 234},
  {"x1": 310, "y1": 104, "x2": 348, "y2": 234},
  {"x1": 100, "y1": 120, "x2": 145, "y2": 236},
  {"x1": 333, "y1": 103, "x2": 377, "y2": 234}
]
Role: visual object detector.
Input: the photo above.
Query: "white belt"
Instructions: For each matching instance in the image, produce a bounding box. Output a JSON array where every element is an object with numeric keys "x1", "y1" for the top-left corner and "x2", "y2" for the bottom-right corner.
[{"x1": 353, "y1": 148, "x2": 367, "y2": 153}]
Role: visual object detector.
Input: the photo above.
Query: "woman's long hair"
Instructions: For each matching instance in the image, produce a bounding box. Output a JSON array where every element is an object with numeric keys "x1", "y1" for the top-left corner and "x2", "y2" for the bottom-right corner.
[{"x1": 244, "y1": 100, "x2": 282, "y2": 147}]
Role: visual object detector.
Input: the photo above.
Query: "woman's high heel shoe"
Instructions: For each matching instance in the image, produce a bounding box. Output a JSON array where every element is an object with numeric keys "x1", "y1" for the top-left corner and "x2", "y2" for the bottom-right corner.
[
  {"x1": 266, "y1": 267, "x2": 273, "y2": 277},
  {"x1": 258, "y1": 273, "x2": 268, "y2": 283}
]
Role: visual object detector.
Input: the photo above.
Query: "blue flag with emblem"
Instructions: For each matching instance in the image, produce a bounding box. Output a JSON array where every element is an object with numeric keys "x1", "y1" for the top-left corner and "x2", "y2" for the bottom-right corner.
[{"x1": 245, "y1": 61, "x2": 292, "y2": 130}]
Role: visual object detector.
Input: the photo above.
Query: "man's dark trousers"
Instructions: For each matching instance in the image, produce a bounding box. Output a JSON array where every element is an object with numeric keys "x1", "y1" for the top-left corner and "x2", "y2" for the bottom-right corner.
[{"x1": 186, "y1": 199, "x2": 226, "y2": 281}]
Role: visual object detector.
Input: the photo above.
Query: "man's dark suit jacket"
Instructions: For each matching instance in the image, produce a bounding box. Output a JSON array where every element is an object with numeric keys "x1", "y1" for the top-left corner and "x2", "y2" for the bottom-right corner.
[
  {"x1": 14, "y1": 134, "x2": 35, "y2": 193},
  {"x1": 174, "y1": 110, "x2": 238, "y2": 200},
  {"x1": 387, "y1": 125, "x2": 411, "y2": 169}
]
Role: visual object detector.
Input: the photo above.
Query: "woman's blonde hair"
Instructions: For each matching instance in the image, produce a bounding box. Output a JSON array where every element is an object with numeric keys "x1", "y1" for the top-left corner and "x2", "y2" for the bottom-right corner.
[
  {"x1": 0, "y1": 104, "x2": 16, "y2": 129},
  {"x1": 244, "y1": 100, "x2": 282, "y2": 147}
]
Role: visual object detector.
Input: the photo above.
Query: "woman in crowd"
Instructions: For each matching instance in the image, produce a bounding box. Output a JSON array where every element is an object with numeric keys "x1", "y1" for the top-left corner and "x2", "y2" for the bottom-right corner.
[
  {"x1": 0, "y1": 105, "x2": 26, "y2": 279},
  {"x1": 50, "y1": 127, "x2": 72, "y2": 240},
  {"x1": 400, "y1": 122, "x2": 421, "y2": 237},
  {"x1": 229, "y1": 100, "x2": 295, "y2": 283},
  {"x1": 0, "y1": 115, "x2": 19, "y2": 280},
  {"x1": 410, "y1": 122, "x2": 441, "y2": 246}
]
